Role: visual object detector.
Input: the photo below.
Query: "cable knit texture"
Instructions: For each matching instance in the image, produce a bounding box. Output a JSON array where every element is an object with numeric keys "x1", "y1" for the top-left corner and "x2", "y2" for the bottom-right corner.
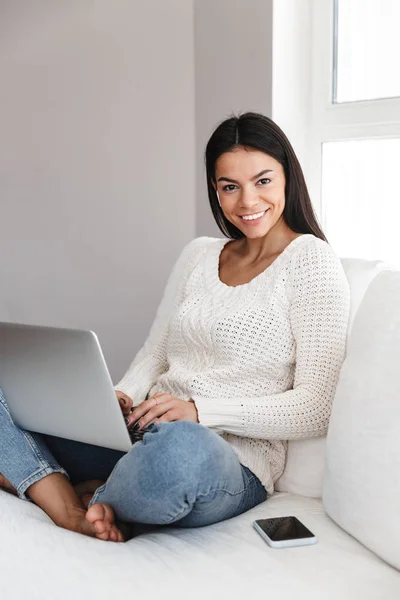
[{"x1": 116, "y1": 234, "x2": 351, "y2": 495}]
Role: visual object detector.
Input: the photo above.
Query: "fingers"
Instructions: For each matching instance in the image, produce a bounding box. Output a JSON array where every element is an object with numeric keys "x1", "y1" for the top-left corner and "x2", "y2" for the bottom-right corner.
[
  {"x1": 154, "y1": 411, "x2": 178, "y2": 424},
  {"x1": 138, "y1": 405, "x2": 178, "y2": 428},
  {"x1": 115, "y1": 391, "x2": 133, "y2": 416},
  {"x1": 117, "y1": 398, "x2": 128, "y2": 416},
  {"x1": 126, "y1": 398, "x2": 175, "y2": 430},
  {"x1": 125, "y1": 394, "x2": 198, "y2": 429},
  {"x1": 126, "y1": 401, "x2": 172, "y2": 430},
  {"x1": 126, "y1": 394, "x2": 168, "y2": 427}
]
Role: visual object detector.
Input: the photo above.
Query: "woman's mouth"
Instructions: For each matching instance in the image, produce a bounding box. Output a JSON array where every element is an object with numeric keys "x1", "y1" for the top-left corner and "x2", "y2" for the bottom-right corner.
[{"x1": 240, "y1": 209, "x2": 269, "y2": 224}]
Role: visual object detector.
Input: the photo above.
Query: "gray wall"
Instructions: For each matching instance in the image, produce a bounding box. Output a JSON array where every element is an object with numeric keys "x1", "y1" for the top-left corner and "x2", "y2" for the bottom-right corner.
[
  {"x1": 0, "y1": 0, "x2": 274, "y2": 381},
  {"x1": 0, "y1": 1, "x2": 195, "y2": 381},
  {"x1": 194, "y1": 0, "x2": 274, "y2": 237}
]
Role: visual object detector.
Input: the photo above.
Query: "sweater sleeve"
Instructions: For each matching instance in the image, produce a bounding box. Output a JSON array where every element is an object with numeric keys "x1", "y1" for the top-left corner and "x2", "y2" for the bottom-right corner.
[
  {"x1": 115, "y1": 237, "x2": 207, "y2": 404},
  {"x1": 191, "y1": 241, "x2": 351, "y2": 440}
]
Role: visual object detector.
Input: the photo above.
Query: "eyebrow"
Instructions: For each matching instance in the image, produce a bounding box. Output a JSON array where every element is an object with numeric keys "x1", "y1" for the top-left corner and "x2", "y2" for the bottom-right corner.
[{"x1": 217, "y1": 169, "x2": 273, "y2": 184}]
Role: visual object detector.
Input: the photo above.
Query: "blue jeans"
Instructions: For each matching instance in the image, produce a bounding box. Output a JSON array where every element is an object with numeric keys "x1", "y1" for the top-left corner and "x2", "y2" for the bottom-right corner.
[{"x1": 0, "y1": 389, "x2": 267, "y2": 527}]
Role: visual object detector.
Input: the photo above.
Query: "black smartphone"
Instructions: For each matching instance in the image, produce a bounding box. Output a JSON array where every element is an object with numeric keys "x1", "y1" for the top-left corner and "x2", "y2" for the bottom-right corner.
[{"x1": 253, "y1": 516, "x2": 317, "y2": 548}]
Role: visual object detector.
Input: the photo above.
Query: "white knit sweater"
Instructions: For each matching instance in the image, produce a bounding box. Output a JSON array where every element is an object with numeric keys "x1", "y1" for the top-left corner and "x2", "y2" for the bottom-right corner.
[{"x1": 115, "y1": 234, "x2": 351, "y2": 495}]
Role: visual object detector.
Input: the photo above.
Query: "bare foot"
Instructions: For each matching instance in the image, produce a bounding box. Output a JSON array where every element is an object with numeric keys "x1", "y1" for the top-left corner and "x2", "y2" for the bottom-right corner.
[
  {"x1": 0, "y1": 473, "x2": 124, "y2": 542},
  {"x1": 0, "y1": 473, "x2": 18, "y2": 496},
  {"x1": 75, "y1": 480, "x2": 133, "y2": 542},
  {"x1": 55, "y1": 500, "x2": 124, "y2": 542},
  {"x1": 64, "y1": 480, "x2": 124, "y2": 542},
  {"x1": 85, "y1": 503, "x2": 125, "y2": 542}
]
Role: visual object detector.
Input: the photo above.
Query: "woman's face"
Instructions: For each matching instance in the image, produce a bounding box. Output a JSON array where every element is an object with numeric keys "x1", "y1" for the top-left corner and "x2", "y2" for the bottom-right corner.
[{"x1": 214, "y1": 147, "x2": 286, "y2": 239}]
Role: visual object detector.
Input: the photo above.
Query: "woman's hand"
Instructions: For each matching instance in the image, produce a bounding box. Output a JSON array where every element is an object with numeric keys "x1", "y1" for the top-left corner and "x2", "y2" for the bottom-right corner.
[
  {"x1": 115, "y1": 390, "x2": 133, "y2": 417},
  {"x1": 125, "y1": 392, "x2": 199, "y2": 430}
]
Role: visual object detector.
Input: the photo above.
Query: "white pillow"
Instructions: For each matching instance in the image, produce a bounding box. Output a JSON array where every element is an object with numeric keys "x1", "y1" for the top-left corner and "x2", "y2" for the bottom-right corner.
[
  {"x1": 340, "y1": 257, "x2": 389, "y2": 337},
  {"x1": 323, "y1": 269, "x2": 400, "y2": 570},
  {"x1": 274, "y1": 436, "x2": 326, "y2": 498},
  {"x1": 275, "y1": 258, "x2": 387, "y2": 498}
]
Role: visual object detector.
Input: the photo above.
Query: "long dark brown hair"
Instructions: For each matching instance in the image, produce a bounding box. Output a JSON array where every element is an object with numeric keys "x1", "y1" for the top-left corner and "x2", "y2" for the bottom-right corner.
[{"x1": 205, "y1": 112, "x2": 327, "y2": 242}]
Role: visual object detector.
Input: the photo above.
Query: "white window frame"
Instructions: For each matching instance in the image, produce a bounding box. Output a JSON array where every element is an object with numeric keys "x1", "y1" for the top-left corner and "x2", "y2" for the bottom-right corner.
[{"x1": 308, "y1": 0, "x2": 400, "y2": 229}]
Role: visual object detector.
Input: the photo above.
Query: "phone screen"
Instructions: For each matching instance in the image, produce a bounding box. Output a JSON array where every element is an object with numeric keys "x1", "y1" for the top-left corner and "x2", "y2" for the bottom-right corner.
[{"x1": 255, "y1": 516, "x2": 315, "y2": 541}]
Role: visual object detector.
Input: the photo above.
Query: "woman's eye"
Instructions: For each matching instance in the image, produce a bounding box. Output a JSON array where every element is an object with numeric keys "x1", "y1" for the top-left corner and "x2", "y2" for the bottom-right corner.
[
  {"x1": 222, "y1": 184, "x2": 237, "y2": 192},
  {"x1": 257, "y1": 178, "x2": 271, "y2": 185}
]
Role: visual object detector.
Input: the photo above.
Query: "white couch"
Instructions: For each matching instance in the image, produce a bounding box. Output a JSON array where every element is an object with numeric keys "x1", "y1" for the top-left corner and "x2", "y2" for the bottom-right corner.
[{"x1": 1, "y1": 257, "x2": 400, "y2": 600}]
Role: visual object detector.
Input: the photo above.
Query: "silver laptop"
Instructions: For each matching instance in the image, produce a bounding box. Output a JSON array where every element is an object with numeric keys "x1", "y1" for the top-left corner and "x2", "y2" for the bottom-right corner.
[{"x1": 0, "y1": 322, "x2": 133, "y2": 452}]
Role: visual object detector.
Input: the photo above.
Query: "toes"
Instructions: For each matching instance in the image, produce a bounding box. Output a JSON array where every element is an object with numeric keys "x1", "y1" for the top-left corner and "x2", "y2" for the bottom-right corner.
[
  {"x1": 85, "y1": 503, "x2": 124, "y2": 542},
  {"x1": 109, "y1": 529, "x2": 118, "y2": 542},
  {"x1": 97, "y1": 526, "x2": 121, "y2": 542},
  {"x1": 93, "y1": 519, "x2": 107, "y2": 535},
  {"x1": 99, "y1": 503, "x2": 113, "y2": 521},
  {"x1": 86, "y1": 503, "x2": 106, "y2": 525},
  {"x1": 110, "y1": 526, "x2": 124, "y2": 543}
]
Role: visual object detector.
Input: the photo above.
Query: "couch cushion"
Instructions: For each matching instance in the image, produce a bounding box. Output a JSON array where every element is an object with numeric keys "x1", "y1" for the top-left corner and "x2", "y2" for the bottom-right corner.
[
  {"x1": 276, "y1": 258, "x2": 388, "y2": 498},
  {"x1": 340, "y1": 257, "x2": 389, "y2": 337},
  {"x1": 274, "y1": 436, "x2": 327, "y2": 498},
  {"x1": 0, "y1": 489, "x2": 399, "y2": 599},
  {"x1": 323, "y1": 269, "x2": 400, "y2": 570}
]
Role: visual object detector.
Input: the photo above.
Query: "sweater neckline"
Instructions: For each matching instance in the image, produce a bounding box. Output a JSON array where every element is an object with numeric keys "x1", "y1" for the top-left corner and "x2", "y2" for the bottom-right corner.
[{"x1": 204, "y1": 234, "x2": 314, "y2": 299}]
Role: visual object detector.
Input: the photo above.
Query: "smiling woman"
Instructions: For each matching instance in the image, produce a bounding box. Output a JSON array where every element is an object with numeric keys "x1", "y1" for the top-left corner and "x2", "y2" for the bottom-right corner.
[
  {"x1": 206, "y1": 112, "x2": 327, "y2": 247},
  {"x1": 113, "y1": 112, "x2": 350, "y2": 500},
  {"x1": 0, "y1": 113, "x2": 350, "y2": 541},
  {"x1": 216, "y1": 161, "x2": 275, "y2": 226},
  {"x1": 201, "y1": 113, "x2": 328, "y2": 284}
]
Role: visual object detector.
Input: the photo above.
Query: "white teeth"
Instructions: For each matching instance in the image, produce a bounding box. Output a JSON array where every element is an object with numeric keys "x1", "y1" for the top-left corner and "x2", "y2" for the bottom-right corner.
[{"x1": 241, "y1": 210, "x2": 266, "y2": 221}]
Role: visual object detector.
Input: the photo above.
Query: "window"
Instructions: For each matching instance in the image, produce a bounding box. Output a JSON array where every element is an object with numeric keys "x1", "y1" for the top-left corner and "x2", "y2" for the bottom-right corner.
[
  {"x1": 322, "y1": 138, "x2": 400, "y2": 263},
  {"x1": 334, "y1": 0, "x2": 400, "y2": 103},
  {"x1": 309, "y1": 0, "x2": 400, "y2": 267}
]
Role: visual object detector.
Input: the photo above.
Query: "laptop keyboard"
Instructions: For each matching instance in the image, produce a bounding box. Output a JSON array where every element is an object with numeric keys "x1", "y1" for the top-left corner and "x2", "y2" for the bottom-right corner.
[{"x1": 128, "y1": 425, "x2": 153, "y2": 444}]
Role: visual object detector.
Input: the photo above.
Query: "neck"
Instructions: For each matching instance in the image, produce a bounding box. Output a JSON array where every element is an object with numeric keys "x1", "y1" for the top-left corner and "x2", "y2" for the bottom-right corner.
[{"x1": 239, "y1": 220, "x2": 295, "y2": 262}]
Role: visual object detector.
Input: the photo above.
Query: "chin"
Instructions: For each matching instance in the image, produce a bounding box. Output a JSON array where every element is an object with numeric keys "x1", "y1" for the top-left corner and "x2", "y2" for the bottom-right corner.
[{"x1": 241, "y1": 226, "x2": 271, "y2": 238}]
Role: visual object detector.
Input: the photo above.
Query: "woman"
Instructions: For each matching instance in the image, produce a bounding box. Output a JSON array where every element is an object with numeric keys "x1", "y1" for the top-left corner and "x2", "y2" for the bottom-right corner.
[{"x1": 0, "y1": 112, "x2": 351, "y2": 543}]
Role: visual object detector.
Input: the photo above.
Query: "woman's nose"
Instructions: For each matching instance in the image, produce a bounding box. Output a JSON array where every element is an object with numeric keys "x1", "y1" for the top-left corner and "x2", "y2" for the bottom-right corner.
[{"x1": 239, "y1": 186, "x2": 259, "y2": 207}]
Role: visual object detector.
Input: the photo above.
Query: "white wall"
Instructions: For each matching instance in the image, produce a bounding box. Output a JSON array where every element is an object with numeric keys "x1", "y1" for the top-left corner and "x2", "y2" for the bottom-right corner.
[
  {"x1": 272, "y1": 0, "x2": 312, "y2": 164},
  {"x1": 0, "y1": 0, "x2": 195, "y2": 381},
  {"x1": 194, "y1": 0, "x2": 274, "y2": 237},
  {"x1": 272, "y1": 0, "x2": 314, "y2": 209}
]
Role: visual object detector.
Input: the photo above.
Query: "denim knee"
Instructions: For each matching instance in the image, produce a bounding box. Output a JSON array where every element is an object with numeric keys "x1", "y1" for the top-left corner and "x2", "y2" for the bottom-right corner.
[
  {"x1": 89, "y1": 420, "x2": 254, "y2": 525},
  {"x1": 137, "y1": 421, "x2": 235, "y2": 487}
]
